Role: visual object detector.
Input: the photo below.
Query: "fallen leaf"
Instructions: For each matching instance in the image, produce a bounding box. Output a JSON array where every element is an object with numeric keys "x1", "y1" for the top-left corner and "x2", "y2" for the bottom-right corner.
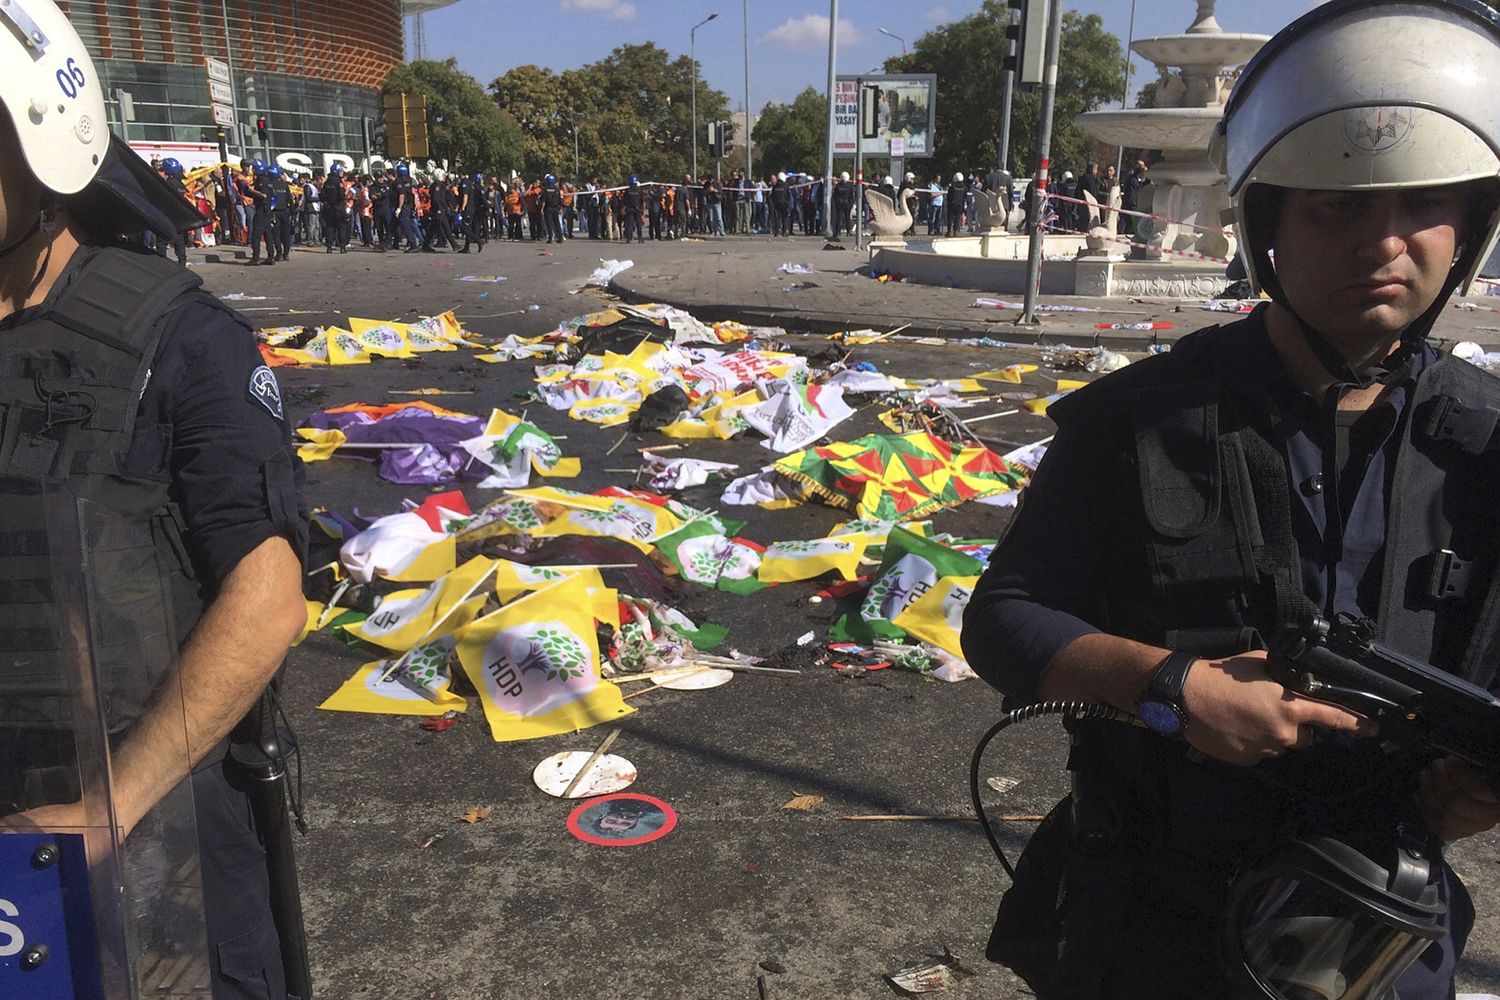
[
  {"x1": 781, "y1": 793, "x2": 824, "y2": 812},
  {"x1": 459, "y1": 805, "x2": 493, "y2": 824}
]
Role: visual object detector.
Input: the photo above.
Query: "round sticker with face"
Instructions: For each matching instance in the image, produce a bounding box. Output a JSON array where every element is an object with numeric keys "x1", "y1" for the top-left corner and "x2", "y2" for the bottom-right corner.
[{"x1": 566, "y1": 793, "x2": 677, "y2": 847}]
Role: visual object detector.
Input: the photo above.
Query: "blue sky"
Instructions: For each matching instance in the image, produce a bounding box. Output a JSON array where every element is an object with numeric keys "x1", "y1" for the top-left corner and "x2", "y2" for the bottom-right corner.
[{"x1": 415, "y1": 0, "x2": 1323, "y2": 114}]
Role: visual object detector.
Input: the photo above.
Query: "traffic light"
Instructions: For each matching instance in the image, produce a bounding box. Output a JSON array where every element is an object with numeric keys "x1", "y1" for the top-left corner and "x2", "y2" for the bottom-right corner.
[
  {"x1": 859, "y1": 84, "x2": 881, "y2": 140},
  {"x1": 1005, "y1": 0, "x2": 1049, "y2": 87},
  {"x1": 708, "y1": 121, "x2": 729, "y2": 159},
  {"x1": 256, "y1": 115, "x2": 268, "y2": 141},
  {"x1": 383, "y1": 93, "x2": 430, "y2": 160}
]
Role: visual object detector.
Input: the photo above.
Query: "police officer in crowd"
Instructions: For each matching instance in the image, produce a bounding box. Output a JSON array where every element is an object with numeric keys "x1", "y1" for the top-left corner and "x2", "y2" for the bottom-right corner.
[
  {"x1": 459, "y1": 172, "x2": 487, "y2": 254},
  {"x1": 770, "y1": 172, "x2": 791, "y2": 237},
  {"x1": 831, "y1": 171, "x2": 855, "y2": 240},
  {"x1": 621, "y1": 175, "x2": 644, "y2": 243},
  {"x1": 962, "y1": 2, "x2": 1500, "y2": 997},
  {"x1": 944, "y1": 172, "x2": 966, "y2": 237},
  {"x1": 370, "y1": 169, "x2": 393, "y2": 252},
  {"x1": 321, "y1": 163, "x2": 348, "y2": 253},
  {"x1": 394, "y1": 162, "x2": 422, "y2": 252},
  {"x1": 248, "y1": 159, "x2": 276, "y2": 264},
  {"x1": 267, "y1": 163, "x2": 292, "y2": 263},
  {"x1": 0, "y1": 2, "x2": 309, "y2": 996},
  {"x1": 541, "y1": 173, "x2": 564, "y2": 244},
  {"x1": 156, "y1": 156, "x2": 191, "y2": 264},
  {"x1": 423, "y1": 169, "x2": 459, "y2": 252}
]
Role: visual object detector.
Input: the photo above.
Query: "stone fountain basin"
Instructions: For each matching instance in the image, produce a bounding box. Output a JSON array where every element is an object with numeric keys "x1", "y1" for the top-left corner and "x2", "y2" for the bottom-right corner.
[
  {"x1": 1131, "y1": 33, "x2": 1268, "y2": 70},
  {"x1": 1074, "y1": 106, "x2": 1223, "y2": 151}
]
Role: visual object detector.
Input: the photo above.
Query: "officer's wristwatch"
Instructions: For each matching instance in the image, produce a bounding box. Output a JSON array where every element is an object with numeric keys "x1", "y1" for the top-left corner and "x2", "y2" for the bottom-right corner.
[{"x1": 1137, "y1": 651, "x2": 1198, "y2": 736}]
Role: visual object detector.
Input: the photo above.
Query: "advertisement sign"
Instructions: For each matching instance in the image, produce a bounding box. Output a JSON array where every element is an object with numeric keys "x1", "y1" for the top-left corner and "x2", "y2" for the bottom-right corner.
[{"x1": 833, "y1": 74, "x2": 937, "y2": 158}]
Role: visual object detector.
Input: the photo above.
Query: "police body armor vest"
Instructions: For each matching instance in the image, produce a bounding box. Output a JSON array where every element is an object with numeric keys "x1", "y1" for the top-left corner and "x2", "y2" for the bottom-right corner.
[
  {"x1": 0, "y1": 246, "x2": 210, "y2": 733},
  {"x1": 1055, "y1": 315, "x2": 1500, "y2": 858}
]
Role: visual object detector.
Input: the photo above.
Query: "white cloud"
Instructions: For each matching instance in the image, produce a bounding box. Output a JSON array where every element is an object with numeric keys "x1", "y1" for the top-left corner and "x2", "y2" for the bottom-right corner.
[
  {"x1": 765, "y1": 14, "x2": 865, "y2": 51},
  {"x1": 559, "y1": 0, "x2": 636, "y2": 21},
  {"x1": 924, "y1": 5, "x2": 951, "y2": 21}
]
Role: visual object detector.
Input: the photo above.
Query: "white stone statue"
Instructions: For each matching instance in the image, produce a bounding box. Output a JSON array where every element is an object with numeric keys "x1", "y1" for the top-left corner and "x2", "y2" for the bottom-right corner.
[{"x1": 863, "y1": 188, "x2": 917, "y2": 238}]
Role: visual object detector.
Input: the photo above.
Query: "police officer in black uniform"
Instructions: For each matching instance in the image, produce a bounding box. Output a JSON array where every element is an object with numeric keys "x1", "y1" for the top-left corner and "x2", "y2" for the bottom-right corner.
[
  {"x1": 459, "y1": 172, "x2": 486, "y2": 254},
  {"x1": 320, "y1": 163, "x2": 348, "y2": 253},
  {"x1": 370, "y1": 169, "x2": 393, "y2": 252},
  {"x1": 267, "y1": 163, "x2": 292, "y2": 263},
  {"x1": 0, "y1": 3, "x2": 310, "y2": 997},
  {"x1": 247, "y1": 159, "x2": 275, "y2": 264},
  {"x1": 423, "y1": 169, "x2": 459, "y2": 252},
  {"x1": 394, "y1": 163, "x2": 421, "y2": 252},
  {"x1": 621, "y1": 175, "x2": 644, "y2": 244},
  {"x1": 962, "y1": 3, "x2": 1500, "y2": 998},
  {"x1": 157, "y1": 156, "x2": 191, "y2": 264}
]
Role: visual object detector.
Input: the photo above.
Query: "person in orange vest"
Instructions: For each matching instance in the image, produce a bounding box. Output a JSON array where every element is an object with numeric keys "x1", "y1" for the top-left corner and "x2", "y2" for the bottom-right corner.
[
  {"x1": 505, "y1": 182, "x2": 524, "y2": 240},
  {"x1": 662, "y1": 185, "x2": 677, "y2": 239},
  {"x1": 524, "y1": 178, "x2": 543, "y2": 241},
  {"x1": 560, "y1": 179, "x2": 576, "y2": 238}
]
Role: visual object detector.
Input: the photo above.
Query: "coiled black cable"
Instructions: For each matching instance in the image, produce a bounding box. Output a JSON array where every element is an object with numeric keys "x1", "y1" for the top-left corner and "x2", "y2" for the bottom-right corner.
[{"x1": 969, "y1": 700, "x2": 1135, "y2": 881}]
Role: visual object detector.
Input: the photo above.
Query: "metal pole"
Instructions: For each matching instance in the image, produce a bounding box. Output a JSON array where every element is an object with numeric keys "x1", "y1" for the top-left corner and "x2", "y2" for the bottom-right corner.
[
  {"x1": 218, "y1": 0, "x2": 246, "y2": 159},
  {"x1": 743, "y1": 0, "x2": 752, "y2": 187},
  {"x1": 574, "y1": 124, "x2": 580, "y2": 180},
  {"x1": 691, "y1": 29, "x2": 698, "y2": 185},
  {"x1": 822, "y1": 0, "x2": 838, "y2": 238},
  {"x1": 1020, "y1": 0, "x2": 1063, "y2": 326},
  {"x1": 1114, "y1": 0, "x2": 1138, "y2": 179},
  {"x1": 998, "y1": 9, "x2": 1016, "y2": 175},
  {"x1": 854, "y1": 75, "x2": 864, "y2": 251},
  {"x1": 690, "y1": 13, "x2": 718, "y2": 185}
]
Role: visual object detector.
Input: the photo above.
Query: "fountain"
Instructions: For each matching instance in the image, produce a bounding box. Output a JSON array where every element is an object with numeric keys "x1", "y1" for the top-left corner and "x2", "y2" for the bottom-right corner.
[{"x1": 867, "y1": 1, "x2": 1269, "y2": 299}]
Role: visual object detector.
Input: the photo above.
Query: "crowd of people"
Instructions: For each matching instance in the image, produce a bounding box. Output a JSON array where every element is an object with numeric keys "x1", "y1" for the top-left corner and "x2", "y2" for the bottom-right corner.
[{"x1": 144, "y1": 153, "x2": 1155, "y2": 265}]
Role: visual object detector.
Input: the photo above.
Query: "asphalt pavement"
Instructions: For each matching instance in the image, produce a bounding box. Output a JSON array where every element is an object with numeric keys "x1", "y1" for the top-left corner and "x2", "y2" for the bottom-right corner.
[{"x1": 188, "y1": 232, "x2": 1500, "y2": 999}]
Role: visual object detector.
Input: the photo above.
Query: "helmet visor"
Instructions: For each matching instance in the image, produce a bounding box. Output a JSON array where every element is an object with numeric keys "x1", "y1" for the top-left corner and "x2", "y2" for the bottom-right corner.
[{"x1": 1234, "y1": 873, "x2": 1441, "y2": 1000}]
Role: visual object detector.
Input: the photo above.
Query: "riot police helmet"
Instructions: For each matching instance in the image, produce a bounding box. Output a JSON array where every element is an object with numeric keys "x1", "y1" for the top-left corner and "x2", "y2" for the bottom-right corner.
[
  {"x1": 473, "y1": 172, "x2": 484, "y2": 185},
  {"x1": 545, "y1": 173, "x2": 556, "y2": 185},
  {"x1": 953, "y1": 172, "x2": 964, "y2": 183},
  {"x1": 266, "y1": 164, "x2": 282, "y2": 179},
  {"x1": 1214, "y1": 0, "x2": 1500, "y2": 362},
  {"x1": 0, "y1": 0, "x2": 202, "y2": 243},
  {"x1": 395, "y1": 162, "x2": 410, "y2": 178},
  {"x1": 330, "y1": 163, "x2": 345, "y2": 176},
  {"x1": 629, "y1": 175, "x2": 638, "y2": 186},
  {"x1": 162, "y1": 157, "x2": 184, "y2": 178},
  {"x1": 840, "y1": 171, "x2": 850, "y2": 182}
]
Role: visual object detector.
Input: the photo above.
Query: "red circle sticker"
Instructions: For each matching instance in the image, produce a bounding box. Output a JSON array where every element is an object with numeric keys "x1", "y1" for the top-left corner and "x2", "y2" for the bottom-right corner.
[{"x1": 566, "y1": 793, "x2": 677, "y2": 848}]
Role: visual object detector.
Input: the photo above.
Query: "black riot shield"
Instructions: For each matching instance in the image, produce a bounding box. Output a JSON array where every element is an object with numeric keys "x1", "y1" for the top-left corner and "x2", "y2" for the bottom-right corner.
[{"x1": 0, "y1": 476, "x2": 211, "y2": 998}]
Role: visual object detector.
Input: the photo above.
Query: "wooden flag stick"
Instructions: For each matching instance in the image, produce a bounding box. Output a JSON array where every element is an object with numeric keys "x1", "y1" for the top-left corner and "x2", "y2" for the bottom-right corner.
[
  {"x1": 839, "y1": 814, "x2": 1044, "y2": 822},
  {"x1": 561, "y1": 727, "x2": 622, "y2": 799}
]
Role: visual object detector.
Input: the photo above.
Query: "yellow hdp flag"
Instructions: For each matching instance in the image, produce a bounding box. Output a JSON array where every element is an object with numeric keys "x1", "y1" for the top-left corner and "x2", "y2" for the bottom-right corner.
[
  {"x1": 277, "y1": 330, "x2": 330, "y2": 365},
  {"x1": 569, "y1": 397, "x2": 635, "y2": 427},
  {"x1": 326, "y1": 327, "x2": 372, "y2": 365},
  {"x1": 758, "y1": 536, "x2": 869, "y2": 584},
  {"x1": 381, "y1": 535, "x2": 456, "y2": 583},
  {"x1": 973, "y1": 365, "x2": 1038, "y2": 383},
  {"x1": 347, "y1": 318, "x2": 417, "y2": 358},
  {"x1": 455, "y1": 576, "x2": 632, "y2": 742},
  {"x1": 478, "y1": 409, "x2": 581, "y2": 479},
  {"x1": 346, "y1": 555, "x2": 496, "y2": 650},
  {"x1": 891, "y1": 575, "x2": 979, "y2": 660},
  {"x1": 295, "y1": 427, "x2": 346, "y2": 463},
  {"x1": 660, "y1": 390, "x2": 758, "y2": 440},
  {"x1": 319, "y1": 660, "x2": 467, "y2": 716}
]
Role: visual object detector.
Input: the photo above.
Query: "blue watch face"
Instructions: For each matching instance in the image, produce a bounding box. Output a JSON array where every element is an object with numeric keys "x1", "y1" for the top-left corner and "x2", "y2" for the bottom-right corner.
[{"x1": 1138, "y1": 699, "x2": 1184, "y2": 735}]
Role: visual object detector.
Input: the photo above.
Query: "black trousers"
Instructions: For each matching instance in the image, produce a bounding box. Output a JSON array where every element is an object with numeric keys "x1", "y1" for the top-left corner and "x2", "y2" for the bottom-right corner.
[
  {"x1": 272, "y1": 212, "x2": 292, "y2": 260},
  {"x1": 461, "y1": 211, "x2": 487, "y2": 251},
  {"x1": 249, "y1": 209, "x2": 274, "y2": 260},
  {"x1": 195, "y1": 758, "x2": 292, "y2": 1000}
]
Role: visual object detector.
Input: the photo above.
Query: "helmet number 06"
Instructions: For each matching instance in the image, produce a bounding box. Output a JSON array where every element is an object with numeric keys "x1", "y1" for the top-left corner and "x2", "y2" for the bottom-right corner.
[{"x1": 56, "y1": 57, "x2": 87, "y2": 100}]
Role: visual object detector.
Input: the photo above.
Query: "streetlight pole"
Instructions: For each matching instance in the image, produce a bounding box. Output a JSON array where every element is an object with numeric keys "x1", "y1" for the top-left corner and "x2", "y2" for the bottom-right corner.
[
  {"x1": 1114, "y1": 0, "x2": 1138, "y2": 179},
  {"x1": 573, "y1": 123, "x2": 580, "y2": 180},
  {"x1": 822, "y1": 0, "x2": 839, "y2": 238},
  {"x1": 691, "y1": 12, "x2": 719, "y2": 186},
  {"x1": 877, "y1": 27, "x2": 906, "y2": 57},
  {"x1": 1020, "y1": 0, "x2": 1064, "y2": 326},
  {"x1": 743, "y1": 0, "x2": 752, "y2": 190}
]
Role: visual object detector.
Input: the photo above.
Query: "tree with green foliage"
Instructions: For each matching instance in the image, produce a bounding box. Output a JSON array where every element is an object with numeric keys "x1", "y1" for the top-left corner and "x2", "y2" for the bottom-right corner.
[
  {"x1": 381, "y1": 59, "x2": 524, "y2": 174},
  {"x1": 751, "y1": 87, "x2": 828, "y2": 176},
  {"x1": 885, "y1": 2, "x2": 1124, "y2": 179},
  {"x1": 492, "y1": 43, "x2": 732, "y2": 183}
]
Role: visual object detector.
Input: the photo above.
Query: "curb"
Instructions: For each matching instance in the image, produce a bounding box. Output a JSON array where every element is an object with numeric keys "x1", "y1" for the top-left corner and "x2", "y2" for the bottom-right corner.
[{"x1": 607, "y1": 276, "x2": 1190, "y2": 352}]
